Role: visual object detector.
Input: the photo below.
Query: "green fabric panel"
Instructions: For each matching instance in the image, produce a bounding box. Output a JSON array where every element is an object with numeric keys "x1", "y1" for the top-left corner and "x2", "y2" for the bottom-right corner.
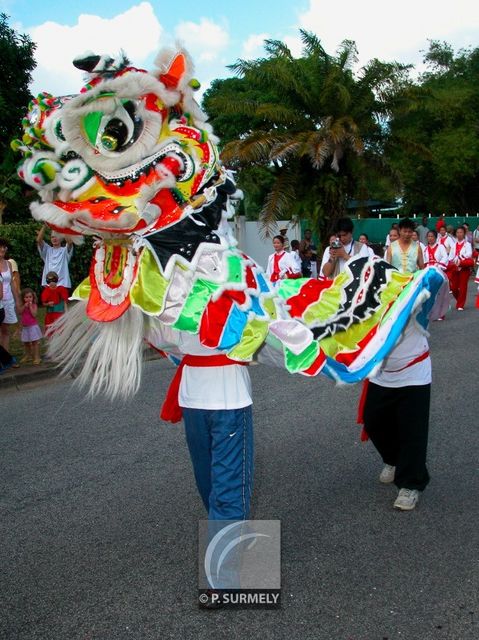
[
  {"x1": 228, "y1": 319, "x2": 269, "y2": 360},
  {"x1": 227, "y1": 254, "x2": 244, "y2": 286},
  {"x1": 276, "y1": 278, "x2": 309, "y2": 300},
  {"x1": 173, "y1": 279, "x2": 218, "y2": 332},
  {"x1": 130, "y1": 248, "x2": 169, "y2": 314},
  {"x1": 284, "y1": 340, "x2": 319, "y2": 373}
]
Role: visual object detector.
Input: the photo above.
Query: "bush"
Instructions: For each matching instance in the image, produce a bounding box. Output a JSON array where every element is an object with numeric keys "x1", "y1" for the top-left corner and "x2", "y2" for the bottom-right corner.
[{"x1": 0, "y1": 222, "x2": 93, "y2": 294}]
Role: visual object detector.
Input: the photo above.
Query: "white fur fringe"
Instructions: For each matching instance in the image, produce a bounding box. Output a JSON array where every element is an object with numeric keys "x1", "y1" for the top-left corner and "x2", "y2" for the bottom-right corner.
[{"x1": 48, "y1": 301, "x2": 145, "y2": 400}]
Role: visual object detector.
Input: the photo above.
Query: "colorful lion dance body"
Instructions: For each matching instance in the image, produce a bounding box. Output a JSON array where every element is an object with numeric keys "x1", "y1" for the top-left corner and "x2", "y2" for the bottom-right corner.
[{"x1": 13, "y1": 48, "x2": 448, "y2": 400}]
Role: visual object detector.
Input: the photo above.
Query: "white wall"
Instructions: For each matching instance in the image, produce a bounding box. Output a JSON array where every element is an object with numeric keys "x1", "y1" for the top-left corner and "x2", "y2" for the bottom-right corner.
[{"x1": 232, "y1": 216, "x2": 302, "y2": 271}]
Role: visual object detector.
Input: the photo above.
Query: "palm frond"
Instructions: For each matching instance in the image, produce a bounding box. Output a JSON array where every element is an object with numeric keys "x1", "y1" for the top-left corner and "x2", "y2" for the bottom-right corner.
[
  {"x1": 259, "y1": 167, "x2": 298, "y2": 234},
  {"x1": 299, "y1": 30, "x2": 328, "y2": 62},
  {"x1": 264, "y1": 38, "x2": 293, "y2": 59},
  {"x1": 221, "y1": 131, "x2": 280, "y2": 164},
  {"x1": 336, "y1": 39, "x2": 358, "y2": 71}
]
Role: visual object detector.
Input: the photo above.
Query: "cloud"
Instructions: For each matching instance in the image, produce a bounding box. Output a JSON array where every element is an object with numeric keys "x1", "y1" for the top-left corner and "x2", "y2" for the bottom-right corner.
[
  {"x1": 241, "y1": 33, "x2": 270, "y2": 59},
  {"x1": 297, "y1": 0, "x2": 479, "y2": 67},
  {"x1": 28, "y1": 2, "x2": 162, "y2": 95},
  {"x1": 175, "y1": 17, "x2": 229, "y2": 63}
]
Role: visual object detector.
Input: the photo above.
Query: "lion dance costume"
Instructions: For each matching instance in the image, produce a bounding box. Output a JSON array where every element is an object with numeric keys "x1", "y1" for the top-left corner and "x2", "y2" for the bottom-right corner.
[{"x1": 13, "y1": 48, "x2": 448, "y2": 402}]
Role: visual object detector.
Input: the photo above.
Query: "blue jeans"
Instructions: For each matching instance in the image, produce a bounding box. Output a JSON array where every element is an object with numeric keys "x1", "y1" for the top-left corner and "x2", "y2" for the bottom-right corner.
[{"x1": 183, "y1": 406, "x2": 254, "y2": 520}]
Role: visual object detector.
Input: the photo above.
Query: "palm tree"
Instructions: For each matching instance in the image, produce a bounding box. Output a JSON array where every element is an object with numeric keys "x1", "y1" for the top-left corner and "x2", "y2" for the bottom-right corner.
[{"x1": 204, "y1": 31, "x2": 406, "y2": 240}]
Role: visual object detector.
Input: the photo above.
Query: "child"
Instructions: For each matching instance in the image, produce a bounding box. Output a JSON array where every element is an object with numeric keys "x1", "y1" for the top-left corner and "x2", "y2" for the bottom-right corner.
[
  {"x1": 41, "y1": 271, "x2": 69, "y2": 336},
  {"x1": 19, "y1": 288, "x2": 42, "y2": 365}
]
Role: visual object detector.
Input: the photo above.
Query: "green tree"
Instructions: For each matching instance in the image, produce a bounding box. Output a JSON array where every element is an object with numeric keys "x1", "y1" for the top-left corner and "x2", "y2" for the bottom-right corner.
[
  {"x1": 203, "y1": 31, "x2": 407, "y2": 240},
  {"x1": 387, "y1": 41, "x2": 479, "y2": 213},
  {"x1": 0, "y1": 14, "x2": 36, "y2": 223}
]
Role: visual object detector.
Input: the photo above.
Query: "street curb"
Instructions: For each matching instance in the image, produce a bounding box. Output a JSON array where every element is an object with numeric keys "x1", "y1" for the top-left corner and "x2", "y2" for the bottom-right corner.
[
  {"x1": 0, "y1": 364, "x2": 71, "y2": 390},
  {"x1": 0, "y1": 353, "x2": 165, "y2": 391}
]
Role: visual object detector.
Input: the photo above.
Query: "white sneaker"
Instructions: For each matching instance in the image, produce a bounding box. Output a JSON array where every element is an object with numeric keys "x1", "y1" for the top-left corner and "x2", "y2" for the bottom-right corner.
[
  {"x1": 457, "y1": 307, "x2": 464, "y2": 311},
  {"x1": 379, "y1": 464, "x2": 396, "y2": 484},
  {"x1": 394, "y1": 488, "x2": 419, "y2": 511}
]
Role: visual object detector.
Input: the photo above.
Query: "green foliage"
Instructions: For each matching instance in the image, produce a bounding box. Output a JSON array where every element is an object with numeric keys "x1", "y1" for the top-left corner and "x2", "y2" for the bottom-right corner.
[
  {"x1": 0, "y1": 15, "x2": 36, "y2": 220},
  {"x1": 202, "y1": 31, "x2": 402, "y2": 239},
  {"x1": 0, "y1": 222, "x2": 93, "y2": 293},
  {"x1": 388, "y1": 41, "x2": 479, "y2": 213}
]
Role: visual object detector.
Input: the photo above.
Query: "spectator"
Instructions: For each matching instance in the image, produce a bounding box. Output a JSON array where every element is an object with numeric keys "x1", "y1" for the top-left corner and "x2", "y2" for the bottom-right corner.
[
  {"x1": 299, "y1": 229, "x2": 318, "y2": 277},
  {"x1": 385, "y1": 218, "x2": 424, "y2": 273},
  {"x1": 463, "y1": 222, "x2": 473, "y2": 245},
  {"x1": 289, "y1": 240, "x2": 304, "y2": 276},
  {"x1": 437, "y1": 225, "x2": 455, "y2": 253},
  {"x1": 383, "y1": 227, "x2": 399, "y2": 258},
  {"x1": 18, "y1": 288, "x2": 42, "y2": 365},
  {"x1": 358, "y1": 233, "x2": 375, "y2": 258},
  {"x1": 435, "y1": 215, "x2": 446, "y2": 233},
  {"x1": 37, "y1": 225, "x2": 74, "y2": 289},
  {"x1": 41, "y1": 271, "x2": 69, "y2": 336},
  {"x1": 423, "y1": 230, "x2": 448, "y2": 271},
  {"x1": 448, "y1": 225, "x2": 473, "y2": 311},
  {"x1": 415, "y1": 215, "x2": 430, "y2": 245},
  {"x1": 412, "y1": 230, "x2": 426, "y2": 254},
  {"x1": 472, "y1": 222, "x2": 479, "y2": 256},
  {"x1": 446, "y1": 224, "x2": 456, "y2": 239},
  {"x1": 0, "y1": 273, "x2": 18, "y2": 371},
  {"x1": 320, "y1": 217, "x2": 369, "y2": 278},
  {"x1": 0, "y1": 238, "x2": 20, "y2": 352},
  {"x1": 266, "y1": 235, "x2": 301, "y2": 284},
  {"x1": 384, "y1": 223, "x2": 399, "y2": 248}
]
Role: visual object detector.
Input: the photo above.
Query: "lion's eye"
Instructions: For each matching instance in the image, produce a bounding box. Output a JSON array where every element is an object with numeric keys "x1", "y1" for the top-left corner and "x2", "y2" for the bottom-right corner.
[
  {"x1": 98, "y1": 101, "x2": 143, "y2": 153},
  {"x1": 100, "y1": 118, "x2": 129, "y2": 151},
  {"x1": 81, "y1": 100, "x2": 143, "y2": 154}
]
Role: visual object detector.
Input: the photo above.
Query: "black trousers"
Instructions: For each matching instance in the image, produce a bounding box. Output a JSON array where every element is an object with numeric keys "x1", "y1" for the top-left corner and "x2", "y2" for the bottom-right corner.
[{"x1": 363, "y1": 382, "x2": 431, "y2": 491}]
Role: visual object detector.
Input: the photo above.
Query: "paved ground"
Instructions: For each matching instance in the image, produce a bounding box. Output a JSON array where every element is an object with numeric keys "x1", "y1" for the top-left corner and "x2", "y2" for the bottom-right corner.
[{"x1": 1, "y1": 285, "x2": 478, "y2": 640}]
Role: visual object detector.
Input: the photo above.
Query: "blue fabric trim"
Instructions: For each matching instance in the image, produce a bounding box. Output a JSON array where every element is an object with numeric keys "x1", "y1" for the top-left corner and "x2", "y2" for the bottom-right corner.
[{"x1": 218, "y1": 305, "x2": 248, "y2": 350}]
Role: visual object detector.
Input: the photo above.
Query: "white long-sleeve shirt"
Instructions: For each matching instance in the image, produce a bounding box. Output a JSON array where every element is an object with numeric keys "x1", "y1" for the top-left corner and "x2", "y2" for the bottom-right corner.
[
  {"x1": 266, "y1": 251, "x2": 301, "y2": 282},
  {"x1": 422, "y1": 243, "x2": 449, "y2": 270},
  {"x1": 448, "y1": 240, "x2": 472, "y2": 265}
]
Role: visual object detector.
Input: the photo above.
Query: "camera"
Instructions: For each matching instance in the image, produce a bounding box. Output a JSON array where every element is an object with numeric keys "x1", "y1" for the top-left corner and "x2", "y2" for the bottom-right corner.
[{"x1": 330, "y1": 238, "x2": 342, "y2": 249}]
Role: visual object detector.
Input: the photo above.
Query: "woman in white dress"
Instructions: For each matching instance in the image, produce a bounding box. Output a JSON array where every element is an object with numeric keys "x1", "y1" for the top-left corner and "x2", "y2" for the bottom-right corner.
[{"x1": 266, "y1": 235, "x2": 301, "y2": 285}]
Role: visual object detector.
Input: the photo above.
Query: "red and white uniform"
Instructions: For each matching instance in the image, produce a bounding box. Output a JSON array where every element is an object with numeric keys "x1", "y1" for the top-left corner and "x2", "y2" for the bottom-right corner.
[
  {"x1": 437, "y1": 232, "x2": 455, "y2": 254},
  {"x1": 422, "y1": 243, "x2": 448, "y2": 271},
  {"x1": 266, "y1": 251, "x2": 301, "y2": 284},
  {"x1": 448, "y1": 240, "x2": 473, "y2": 310}
]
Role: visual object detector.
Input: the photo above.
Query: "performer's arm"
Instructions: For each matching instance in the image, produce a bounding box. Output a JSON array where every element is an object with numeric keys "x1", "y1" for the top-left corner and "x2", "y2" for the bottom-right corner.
[
  {"x1": 320, "y1": 247, "x2": 335, "y2": 278},
  {"x1": 417, "y1": 245, "x2": 424, "y2": 270}
]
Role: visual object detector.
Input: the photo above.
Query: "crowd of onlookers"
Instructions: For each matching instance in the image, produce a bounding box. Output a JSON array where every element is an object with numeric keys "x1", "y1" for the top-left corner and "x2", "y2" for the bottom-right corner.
[
  {"x1": 266, "y1": 216, "x2": 479, "y2": 312},
  {"x1": 0, "y1": 225, "x2": 72, "y2": 373}
]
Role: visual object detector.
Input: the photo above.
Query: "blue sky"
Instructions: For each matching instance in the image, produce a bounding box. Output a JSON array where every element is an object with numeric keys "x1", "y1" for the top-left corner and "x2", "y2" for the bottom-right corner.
[{"x1": 2, "y1": 0, "x2": 478, "y2": 96}]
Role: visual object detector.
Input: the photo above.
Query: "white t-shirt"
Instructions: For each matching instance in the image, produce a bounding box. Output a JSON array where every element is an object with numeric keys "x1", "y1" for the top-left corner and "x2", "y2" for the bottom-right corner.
[
  {"x1": 38, "y1": 243, "x2": 73, "y2": 288},
  {"x1": 370, "y1": 322, "x2": 431, "y2": 388},
  {"x1": 320, "y1": 241, "x2": 369, "y2": 276},
  {"x1": 147, "y1": 325, "x2": 252, "y2": 410}
]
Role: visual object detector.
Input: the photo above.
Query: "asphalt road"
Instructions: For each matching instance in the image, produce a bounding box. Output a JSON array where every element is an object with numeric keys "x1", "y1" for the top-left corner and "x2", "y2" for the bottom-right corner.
[{"x1": 1, "y1": 289, "x2": 478, "y2": 640}]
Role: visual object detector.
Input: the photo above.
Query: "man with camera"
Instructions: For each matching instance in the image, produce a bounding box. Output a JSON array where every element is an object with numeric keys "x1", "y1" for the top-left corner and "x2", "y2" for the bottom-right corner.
[{"x1": 320, "y1": 217, "x2": 369, "y2": 279}]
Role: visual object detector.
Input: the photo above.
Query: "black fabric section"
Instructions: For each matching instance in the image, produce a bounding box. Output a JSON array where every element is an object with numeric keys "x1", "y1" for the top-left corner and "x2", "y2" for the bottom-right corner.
[
  {"x1": 363, "y1": 382, "x2": 431, "y2": 490},
  {"x1": 145, "y1": 177, "x2": 235, "y2": 269},
  {"x1": 311, "y1": 257, "x2": 396, "y2": 340}
]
